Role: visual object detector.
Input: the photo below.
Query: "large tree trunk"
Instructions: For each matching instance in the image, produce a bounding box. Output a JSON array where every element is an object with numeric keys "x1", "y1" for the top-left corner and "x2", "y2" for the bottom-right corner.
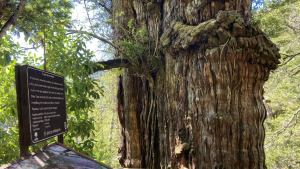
[{"x1": 112, "y1": 0, "x2": 280, "y2": 168}]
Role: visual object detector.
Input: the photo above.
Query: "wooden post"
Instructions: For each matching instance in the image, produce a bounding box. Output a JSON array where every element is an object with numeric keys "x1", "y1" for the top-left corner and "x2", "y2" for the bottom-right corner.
[
  {"x1": 58, "y1": 134, "x2": 63, "y2": 144},
  {"x1": 15, "y1": 65, "x2": 30, "y2": 157}
]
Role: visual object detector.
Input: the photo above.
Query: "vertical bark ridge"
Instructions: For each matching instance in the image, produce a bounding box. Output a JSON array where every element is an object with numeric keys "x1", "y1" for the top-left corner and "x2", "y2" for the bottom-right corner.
[
  {"x1": 119, "y1": 70, "x2": 143, "y2": 167},
  {"x1": 163, "y1": 44, "x2": 271, "y2": 168},
  {"x1": 156, "y1": 69, "x2": 167, "y2": 168}
]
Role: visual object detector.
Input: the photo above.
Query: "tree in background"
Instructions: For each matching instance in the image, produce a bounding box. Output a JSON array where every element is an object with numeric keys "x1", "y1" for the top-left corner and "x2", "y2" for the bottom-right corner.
[
  {"x1": 254, "y1": 0, "x2": 300, "y2": 168},
  {"x1": 90, "y1": 70, "x2": 122, "y2": 168}
]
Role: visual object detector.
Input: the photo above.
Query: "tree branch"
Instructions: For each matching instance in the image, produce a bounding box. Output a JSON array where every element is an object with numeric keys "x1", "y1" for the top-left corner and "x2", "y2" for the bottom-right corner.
[
  {"x1": 66, "y1": 29, "x2": 137, "y2": 66},
  {"x1": 19, "y1": 46, "x2": 39, "y2": 50},
  {"x1": 290, "y1": 64, "x2": 300, "y2": 72},
  {"x1": 0, "y1": 0, "x2": 27, "y2": 39},
  {"x1": 66, "y1": 30, "x2": 125, "y2": 55},
  {"x1": 266, "y1": 108, "x2": 300, "y2": 148},
  {"x1": 66, "y1": 31, "x2": 158, "y2": 80},
  {"x1": 286, "y1": 24, "x2": 299, "y2": 33},
  {"x1": 84, "y1": 0, "x2": 97, "y2": 36},
  {"x1": 98, "y1": 2, "x2": 112, "y2": 14},
  {"x1": 93, "y1": 58, "x2": 131, "y2": 72},
  {"x1": 283, "y1": 53, "x2": 300, "y2": 60},
  {"x1": 92, "y1": 58, "x2": 155, "y2": 85},
  {"x1": 280, "y1": 52, "x2": 300, "y2": 66}
]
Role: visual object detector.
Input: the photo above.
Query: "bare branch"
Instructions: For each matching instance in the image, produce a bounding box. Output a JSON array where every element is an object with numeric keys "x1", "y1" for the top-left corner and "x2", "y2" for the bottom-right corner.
[
  {"x1": 19, "y1": 47, "x2": 38, "y2": 50},
  {"x1": 280, "y1": 52, "x2": 300, "y2": 66},
  {"x1": 291, "y1": 69, "x2": 300, "y2": 76},
  {"x1": 93, "y1": 58, "x2": 130, "y2": 72},
  {"x1": 66, "y1": 29, "x2": 137, "y2": 66},
  {"x1": 66, "y1": 30, "x2": 125, "y2": 55},
  {"x1": 290, "y1": 64, "x2": 300, "y2": 72},
  {"x1": 84, "y1": 0, "x2": 97, "y2": 36},
  {"x1": 0, "y1": 0, "x2": 27, "y2": 39},
  {"x1": 266, "y1": 108, "x2": 300, "y2": 148},
  {"x1": 282, "y1": 53, "x2": 300, "y2": 60},
  {"x1": 93, "y1": 58, "x2": 155, "y2": 85},
  {"x1": 286, "y1": 24, "x2": 299, "y2": 33},
  {"x1": 98, "y1": 2, "x2": 112, "y2": 14},
  {"x1": 19, "y1": 45, "x2": 41, "y2": 50}
]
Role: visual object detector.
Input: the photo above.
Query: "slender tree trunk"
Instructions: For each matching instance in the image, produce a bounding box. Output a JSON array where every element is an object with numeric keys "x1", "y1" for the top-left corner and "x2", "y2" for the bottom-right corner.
[
  {"x1": 112, "y1": 0, "x2": 280, "y2": 168},
  {"x1": 0, "y1": 0, "x2": 27, "y2": 39}
]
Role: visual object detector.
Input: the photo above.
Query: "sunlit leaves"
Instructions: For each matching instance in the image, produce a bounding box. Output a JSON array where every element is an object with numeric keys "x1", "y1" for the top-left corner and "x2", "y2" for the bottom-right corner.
[
  {"x1": 0, "y1": 0, "x2": 104, "y2": 165},
  {"x1": 0, "y1": 60, "x2": 19, "y2": 165},
  {"x1": 88, "y1": 69, "x2": 122, "y2": 168},
  {"x1": 40, "y1": 25, "x2": 106, "y2": 158},
  {"x1": 0, "y1": 35, "x2": 24, "y2": 66}
]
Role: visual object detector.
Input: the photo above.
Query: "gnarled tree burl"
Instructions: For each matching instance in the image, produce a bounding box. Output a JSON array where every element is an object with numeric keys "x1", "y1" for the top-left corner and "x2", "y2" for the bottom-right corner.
[{"x1": 92, "y1": 0, "x2": 280, "y2": 168}]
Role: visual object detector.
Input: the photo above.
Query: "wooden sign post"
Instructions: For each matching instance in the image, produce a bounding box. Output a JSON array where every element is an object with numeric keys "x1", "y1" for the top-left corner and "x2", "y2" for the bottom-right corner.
[{"x1": 15, "y1": 65, "x2": 67, "y2": 157}]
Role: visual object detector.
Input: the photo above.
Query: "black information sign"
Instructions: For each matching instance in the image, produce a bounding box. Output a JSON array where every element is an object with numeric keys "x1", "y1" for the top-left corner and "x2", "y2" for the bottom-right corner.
[{"x1": 15, "y1": 65, "x2": 67, "y2": 146}]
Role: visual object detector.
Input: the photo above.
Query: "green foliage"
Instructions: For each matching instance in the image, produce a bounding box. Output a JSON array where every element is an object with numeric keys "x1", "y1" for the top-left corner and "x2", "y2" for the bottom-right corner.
[
  {"x1": 254, "y1": 0, "x2": 300, "y2": 168},
  {"x1": 119, "y1": 39, "x2": 145, "y2": 61},
  {"x1": 0, "y1": 35, "x2": 25, "y2": 66},
  {"x1": 0, "y1": 61, "x2": 19, "y2": 164},
  {"x1": 13, "y1": 0, "x2": 72, "y2": 46},
  {"x1": 0, "y1": 33, "x2": 106, "y2": 165},
  {"x1": 89, "y1": 70, "x2": 122, "y2": 168},
  {"x1": 0, "y1": 1, "x2": 114, "y2": 165},
  {"x1": 118, "y1": 21, "x2": 150, "y2": 61},
  {"x1": 0, "y1": 0, "x2": 72, "y2": 47},
  {"x1": 118, "y1": 20, "x2": 161, "y2": 74},
  {"x1": 40, "y1": 26, "x2": 106, "y2": 158},
  {"x1": 253, "y1": 0, "x2": 300, "y2": 52}
]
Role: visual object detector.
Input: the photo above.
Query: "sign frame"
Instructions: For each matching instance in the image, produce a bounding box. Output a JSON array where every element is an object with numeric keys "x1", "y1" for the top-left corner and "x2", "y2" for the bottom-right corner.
[{"x1": 15, "y1": 65, "x2": 67, "y2": 148}]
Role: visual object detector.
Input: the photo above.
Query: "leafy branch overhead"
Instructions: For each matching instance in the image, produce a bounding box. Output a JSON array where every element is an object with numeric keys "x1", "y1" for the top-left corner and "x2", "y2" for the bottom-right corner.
[{"x1": 66, "y1": 23, "x2": 161, "y2": 82}]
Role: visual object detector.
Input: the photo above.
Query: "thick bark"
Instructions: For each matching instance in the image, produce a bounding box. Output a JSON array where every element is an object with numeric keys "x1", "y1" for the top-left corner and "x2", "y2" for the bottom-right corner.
[{"x1": 110, "y1": 0, "x2": 280, "y2": 168}]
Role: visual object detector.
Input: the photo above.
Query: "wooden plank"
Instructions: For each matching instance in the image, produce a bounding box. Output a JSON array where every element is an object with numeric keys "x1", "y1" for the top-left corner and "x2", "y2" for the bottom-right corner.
[
  {"x1": 58, "y1": 134, "x2": 63, "y2": 144},
  {"x1": 15, "y1": 65, "x2": 29, "y2": 157},
  {"x1": 1, "y1": 142, "x2": 113, "y2": 169},
  {"x1": 19, "y1": 65, "x2": 31, "y2": 146}
]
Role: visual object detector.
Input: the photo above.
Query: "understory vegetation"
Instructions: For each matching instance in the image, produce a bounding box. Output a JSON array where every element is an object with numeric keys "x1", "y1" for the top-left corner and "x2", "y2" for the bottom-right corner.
[
  {"x1": 254, "y1": 0, "x2": 300, "y2": 168},
  {"x1": 0, "y1": 0, "x2": 299, "y2": 168}
]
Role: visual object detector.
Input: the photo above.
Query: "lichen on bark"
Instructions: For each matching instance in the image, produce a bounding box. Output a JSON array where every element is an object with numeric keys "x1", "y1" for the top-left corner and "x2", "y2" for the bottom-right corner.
[{"x1": 161, "y1": 10, "x2": 280, "y2": 69}]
